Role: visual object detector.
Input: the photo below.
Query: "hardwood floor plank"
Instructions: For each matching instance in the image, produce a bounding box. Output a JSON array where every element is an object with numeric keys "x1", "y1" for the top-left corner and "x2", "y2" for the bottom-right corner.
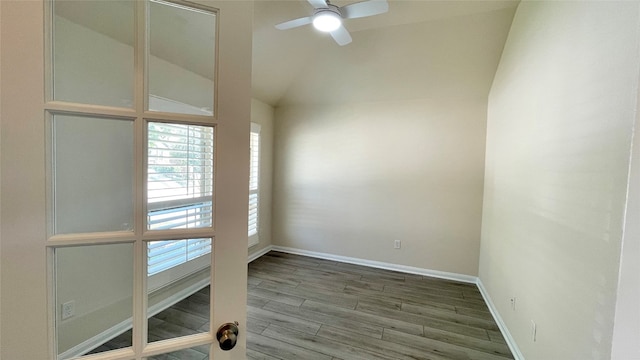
[
  {"x1": 247, "y1": 315, "x2": 270, "y2": 334},
  {"x1": 294, "y1": 267, "x2": 362, "y2": 282},
  {"x1": 362, "y1": 298, "x2": 456, "y2": 326},
  {"x1": 246, "y1": 348, "x2": 282, "y2": 360},
  {"x1": 317, "y1": 324, "x2": 451, "y2": 360},
  {"x1": 248, "y1": 275, "x2": 263, "y2": 286},
  {"x1": 356, "y1": 296, "x2": 402, "y2": 311},
  {"x1": 263, "y1": 299, "x2": 384, "y2": 339},
  {"x1": 247, "y1": 305, "x2": 322, "y2": 335},
  {"x1": 248, "y1": 269, "x2": 301, "y2": 287},
  {"x1": 151, "y1": 307, "x2": 208, "y2": 332},
  {"x1": 487, "y1": 330, "x2": 509, "y2": 344},
  {"x1": 247, "y1": 330, "x2": 332, "y2": 360},
  {"x1": 383, "y1": 328, "x2": 514, "y2": 360},
  {"x1": 301, "y1": 299, "x2": 425, "y2": 336},
  {"x1": 148, "y1": 321, "x2": 199, "y2": 342},
  {"x1": 344, "y1": 285, "x2": 458, "y2": 312},
  {"x1": 401, "y1": 302, "x2": 500, "y2": 329},
  {"x1": 248, "y1": 286, "x2": 306, "y2": 307},
  {"x1": 344, "y1": 278, "x2": 385, "y2": 291},
  {"x1": 248, "y1": 294, "x2": 271, "y2": 308},
  {"x1": 262, "y1": 324, "x2": 395, "y2": 360},
  {"x1": 171, "y1": 297, "x2": 210, "y2": 318},
  {"x1": 383, "y1": 284, "x2": 491, "y2": 310},
  {"x1": 455, "y1": 306, "x2": 494, "y2": 321},
  {"x1": 257, "y1": 280, "x2": 358, "y2": 309},
  {"x1": 250, "y1": 260, "x2": 301, "y2": 274},
  {"x1": 355, "y1": 301, "x2": 492, "y2": 340},
  {"x1": 420, "y1": 324, "x2": 513, "y2": 357}
]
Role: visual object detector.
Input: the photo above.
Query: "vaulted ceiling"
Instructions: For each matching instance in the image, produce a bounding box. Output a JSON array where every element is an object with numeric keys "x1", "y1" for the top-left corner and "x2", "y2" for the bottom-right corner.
[
  {"x1": 55, "y1": 0, "x2": 519, "y2": 109},
  {"x1": 252, "y1": 0, "x2": 519, "y2": 107}
]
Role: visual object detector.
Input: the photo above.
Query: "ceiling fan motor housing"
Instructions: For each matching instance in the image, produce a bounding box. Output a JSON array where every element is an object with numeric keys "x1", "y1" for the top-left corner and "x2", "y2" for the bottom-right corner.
[{"x1": 313, "y1": 4, "x2": 342, "y2": 18}]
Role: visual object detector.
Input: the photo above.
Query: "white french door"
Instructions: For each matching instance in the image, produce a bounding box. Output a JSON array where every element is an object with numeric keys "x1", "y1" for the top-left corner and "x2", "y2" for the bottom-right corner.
[{"x1": 0, "y1": 1, "x2": 252, "y2": 359}]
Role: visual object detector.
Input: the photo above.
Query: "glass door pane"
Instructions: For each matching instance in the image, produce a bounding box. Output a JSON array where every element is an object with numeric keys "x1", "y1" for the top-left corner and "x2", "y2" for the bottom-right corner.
[
  {"x1": 55, "y1": 243, "x2": 134, "y2": 359},
  {"x1": 147, "y1": 122, "x2": 214, "y2": 230},
  {"x1": 148, "y1": 0, "x2": 216, "y2": 116},
  {"x1": 146, "y1": 239, "x2": 211, "y2": 343},
  {"x1": 52, "y1": 115, "x2": 134, "y2": 235},
  {"x1": 52, "y1": 0, "x2": 134, "y2": 108}
]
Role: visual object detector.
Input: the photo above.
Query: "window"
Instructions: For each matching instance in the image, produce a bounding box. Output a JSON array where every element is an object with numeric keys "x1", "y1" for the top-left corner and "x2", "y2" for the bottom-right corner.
[
  {"x1": 147, "y1": 122, "x2": 214, "y2": 278},
  {"x1": 248, "y1": 123, "x2": 261, "y2": 247}
]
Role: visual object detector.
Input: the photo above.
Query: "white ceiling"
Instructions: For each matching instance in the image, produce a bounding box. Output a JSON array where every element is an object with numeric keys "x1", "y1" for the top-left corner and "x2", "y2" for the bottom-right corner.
[{"x1": 252, "y1": 0, "x2": 519, "y2": 106}]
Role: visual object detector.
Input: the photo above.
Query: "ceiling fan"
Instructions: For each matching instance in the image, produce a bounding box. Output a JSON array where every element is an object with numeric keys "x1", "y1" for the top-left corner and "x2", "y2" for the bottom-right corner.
[{"x1": 275, "y1": 0, "x2": 389, "y2": 46}]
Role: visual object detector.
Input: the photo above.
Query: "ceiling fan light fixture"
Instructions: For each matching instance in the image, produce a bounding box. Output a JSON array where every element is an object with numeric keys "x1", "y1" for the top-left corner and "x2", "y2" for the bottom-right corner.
[{"x1": 312, "y1": 11, "x2": 341, "y2": 32}]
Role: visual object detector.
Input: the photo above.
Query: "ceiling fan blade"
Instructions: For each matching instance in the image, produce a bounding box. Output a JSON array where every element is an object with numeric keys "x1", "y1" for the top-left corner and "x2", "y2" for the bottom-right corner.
[
  {"x1": 330, "y1": 25, "x2": 352, "y2": 46},
  {"x1": 275, "y1": 16, "x2": 313, "y2": 30},
  {"x1": 307, "y1": 0, "x2": 328, "y2": 8},
  {"x1": 340, "y1": 0, "x2": 389, "y2": 19}
]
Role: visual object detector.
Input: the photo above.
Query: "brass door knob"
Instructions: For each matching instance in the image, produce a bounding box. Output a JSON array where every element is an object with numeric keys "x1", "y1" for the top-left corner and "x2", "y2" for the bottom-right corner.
[{"x1": 216, "y1": 322, "x2": 239, "y2": 351}]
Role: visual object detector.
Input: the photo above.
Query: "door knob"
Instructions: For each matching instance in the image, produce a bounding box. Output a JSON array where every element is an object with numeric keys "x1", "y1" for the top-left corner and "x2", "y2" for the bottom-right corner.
[{"x1": 216, "y1": 321, "x2": 239, "y2": 351}]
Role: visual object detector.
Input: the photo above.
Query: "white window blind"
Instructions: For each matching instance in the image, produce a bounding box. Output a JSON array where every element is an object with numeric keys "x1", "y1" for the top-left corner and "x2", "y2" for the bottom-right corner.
[
  {"x1": 147, "y1": 238, "x2": 211, "y2": 276},
  {"x1": 248, "y1": 123, "x2": 260, "y2": 247},
  {"x1": 147, "y1": 122, "x2": 214, "y2": 277}
]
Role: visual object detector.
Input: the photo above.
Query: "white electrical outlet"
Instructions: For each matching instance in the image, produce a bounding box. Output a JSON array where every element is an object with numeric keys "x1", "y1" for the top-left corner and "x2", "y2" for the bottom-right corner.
[
  {"x1": 62, "y1": 300, "x2": 75, "y2": 320},
  {"x1": 394, "y1": 240, "x2": 401, "y2": 249}
]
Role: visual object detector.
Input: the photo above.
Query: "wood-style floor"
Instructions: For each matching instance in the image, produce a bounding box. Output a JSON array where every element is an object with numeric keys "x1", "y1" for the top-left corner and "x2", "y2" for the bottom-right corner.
[
  {"x1": 247, "y1": 251, "x2": 512, "y2": 360},
  {"x1": 91, "y1": 251, "x2": 513, "y2": 360}
]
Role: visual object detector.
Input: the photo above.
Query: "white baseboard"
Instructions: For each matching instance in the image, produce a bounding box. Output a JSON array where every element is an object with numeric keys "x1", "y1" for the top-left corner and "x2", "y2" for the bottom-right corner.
[
  {"x1": 59, "y1": 317, "x2": 132, "y2": 360},
  {"x1": 270, "y1": 245, "x2": 477, "y2": 284},
  {"x1": 264, "y1": 245, "x2": 523, "y2": 359},
  {"x1": 248, "y1": 245, "x2": 273, "y2": 263},
  {"x1": 59, "y1": 277, "x2": 210, "y2": 360},
  {"x1": 147, "y1": 277, "x2": 210, "y2": 318},
  {"x1": 477, "y1": 279, "x2": 525, "y2": 360}
]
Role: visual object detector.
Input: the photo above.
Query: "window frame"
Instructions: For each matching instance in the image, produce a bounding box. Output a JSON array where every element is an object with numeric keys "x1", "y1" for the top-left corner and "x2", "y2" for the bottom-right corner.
[{"x1": 248, "y1": 122, "x2": 261, "y2": 247}]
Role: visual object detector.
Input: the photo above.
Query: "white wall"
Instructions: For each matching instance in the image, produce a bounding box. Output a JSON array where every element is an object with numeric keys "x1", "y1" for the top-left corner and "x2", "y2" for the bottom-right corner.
[
  {"x1": 480, "y1": 2, "x2": 640, "y2": 359},
  {"x1": 274, "y1": 98, "x2": 487, "y2": 275},
  {"x1": 53, "y1": 115, "x2": 134, "y2": 234},
  {"x1": 249, "y1": 98, "x2": 274, "y2": 257},
  {"x1": 611, "y1": 80, "x2": 640, "y2": 358},
  {"x1": 271, "y1": 9, "x2": 515, "y2": 276}
]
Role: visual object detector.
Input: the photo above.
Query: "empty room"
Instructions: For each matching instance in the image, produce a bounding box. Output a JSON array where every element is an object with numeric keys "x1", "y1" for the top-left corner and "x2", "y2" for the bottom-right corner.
[{"x1": 1, "y1": 1, "x2": 639, "y2": 360}]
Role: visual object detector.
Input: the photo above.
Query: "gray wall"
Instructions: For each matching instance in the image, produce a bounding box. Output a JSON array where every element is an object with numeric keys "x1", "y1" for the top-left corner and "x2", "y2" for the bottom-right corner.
[{"x1": 479, "y1": 2, "x2": 640, "y2": 358}]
